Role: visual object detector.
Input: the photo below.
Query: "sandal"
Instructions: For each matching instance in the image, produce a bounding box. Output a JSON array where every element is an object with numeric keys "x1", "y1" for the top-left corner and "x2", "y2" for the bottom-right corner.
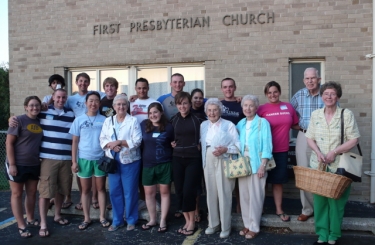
[
  {"x1": 54, "y1": 217, "x2": 70, "y2": 226},
  {"x1": 18, "y1": 228, "x2": 32, "y2": 238},
  {"x1": 78, "y1": 221, "x2": 92, "y2": 230},
  {"x1": 194, "y1": 214, "x2": 201, "y2": 223},
  {"x1": 75, "y1": 203, "x2": 83, "y2": 210},
  {"x1": 141, "y1": 223, "x2": 157, "y2": 230},
  {"x1": 92, "y1": 201, "x2": 99, "y2": 209},
  {"x1": 239, "y1": 228, "x2": 249, "y2": 236},
  {"x1": 276, "y1": 213, "x2": 291, "y2": 222},
  {"x1": 39, "y1": 228, "x2": 50, "y2": 237},
  {"x1": 177, "y1": 227, "x2": 186, "y2": 234},
  {"x1": 61, "y1": 201, "x2": 73, "y2": 209},
  {"x1": 100, "y1": 220, "x2": 110, "y2": 228},
  {"x1": 245, "y1": 231, "x2": 258, "y2": 239},
  {"x1": 174, "y1": 210, "x2": 183, "y2": 219},
  {"x1": 127, "y1": 224, "x2": 135, "y2": 231},
  {"x1": 108, "y1": 224, "x2": 124, "y2": 232},
  {"x1": 26, "y1": 219, "x2": 40, "y2": 228},
  {"x1": 183, "y1": 227, "x2": 198, "y2": 236},
  {"x1": 158, "y1": 226, "x2": 168, "y2": 233}
]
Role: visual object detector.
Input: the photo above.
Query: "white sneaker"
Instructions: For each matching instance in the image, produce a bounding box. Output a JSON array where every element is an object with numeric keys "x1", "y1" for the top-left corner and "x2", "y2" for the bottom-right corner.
[
  {"x1": 205, "y1": 225, "x2": 220, "y2": 235},
  {"x1": 138, "y1": 200, "x2": 147, "y2": 211},
  {"x1": 220, "y1": 229, "x2": 231, "y2": 238},
  {"x1": 156, "y1": 201, "x2": 161, "y2": 212}
]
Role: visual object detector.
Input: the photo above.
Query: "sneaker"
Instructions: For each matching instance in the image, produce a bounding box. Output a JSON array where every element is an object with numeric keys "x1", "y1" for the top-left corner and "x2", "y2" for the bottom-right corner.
[
  {"x1": 138, "y1": 200, "x2": 147, "y2": 211},
  {"x1": 205, "y1": 225, "x2": 220, "y2": 235},
  {"x1": 156, "y1": 201, "x2": 161, "y2": 212},
  {"x1": 220, "y1": 229, "x2": 231, "y2": 238}
]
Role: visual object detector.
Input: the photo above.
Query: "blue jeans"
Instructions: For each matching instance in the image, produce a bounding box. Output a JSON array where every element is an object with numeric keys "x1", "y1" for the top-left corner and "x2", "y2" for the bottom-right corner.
[{"x1": 108, "y1": 158, "x2": 140, "y2": 226}]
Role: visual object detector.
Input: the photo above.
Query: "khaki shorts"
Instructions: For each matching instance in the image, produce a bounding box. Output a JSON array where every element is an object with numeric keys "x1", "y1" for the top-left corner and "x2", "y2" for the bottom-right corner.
[{"x1": 38, "y1": 159, "x2": 73, "y2": 199}]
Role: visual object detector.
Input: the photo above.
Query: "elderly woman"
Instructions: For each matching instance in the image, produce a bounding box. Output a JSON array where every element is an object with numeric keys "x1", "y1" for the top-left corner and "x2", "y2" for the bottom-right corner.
[
  {"x1": 100, "y1": 94, "x2": 142, "y2": 232},
  {"x1": 200, "y1": 98, "x2": 240, "y2": 238},
  {"x1": 236, "y1": 95, "x2": 272, "y2": 240},
  {"x1": 306, "y1": 82, "x2": 360, "y2": 245},
  {"x1": 171, "y1": 92, "x2": 205, "y2": 236},
  {"x1": 257, "y1": 81, "x2": 299, "y2": 222}
]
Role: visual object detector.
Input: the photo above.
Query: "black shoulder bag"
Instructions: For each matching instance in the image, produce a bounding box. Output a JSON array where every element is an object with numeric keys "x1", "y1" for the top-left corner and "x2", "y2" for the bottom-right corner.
[{"x1": 98, "y1": 116, "x2": 118, "y2": 174}]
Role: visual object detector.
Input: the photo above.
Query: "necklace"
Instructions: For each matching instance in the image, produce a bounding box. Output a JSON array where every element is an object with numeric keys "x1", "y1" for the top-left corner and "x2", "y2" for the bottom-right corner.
[{"x1": 86, "y1": 113, "x2": 97, "y2": 126}]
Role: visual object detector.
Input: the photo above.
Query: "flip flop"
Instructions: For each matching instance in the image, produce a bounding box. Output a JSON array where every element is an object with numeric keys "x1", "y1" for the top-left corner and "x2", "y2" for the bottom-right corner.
[
  {"x1": 75, "y1": 203, "x2": 83, "y2": 210},
  {"x1": 26, "y1": 219, "x2": 40, "y2": 228},
  {"x1": 245, "y1": 231, "x2": 258, "y2": 239},
  {"x1": 158, "y1": 226, "x2": 168, "y2": 233},
  {"x1": 108, "y1": 224, "x2": 124, "y2": 232},
  {"x1": 100, "y1": 220, "x2": 111, "y2": 228},
  {"x1": 141, "y1": 223, "x2": 157, "y2": 230},
  {"x1": 174, "y1": 210, "x2": 183, "y2": 219},
  {"x1": 61, "y1": 201, "x2": 73, "y2": 209},
  {"x1": 18, "y1": 228, "x2": 32, "y2": 238},
  {"x1": 276, "y1": 213, "x2": 291, "y2": 222},
  {"x1": 39, "y1": 228, "x2": 50, "y2": 237},
  {"x1": 177, "y1": 227, "x2": 186, "y2": 235},
  {"x1": 183, "y1": 227, "x2": 198, "y2": 236},
  {"x1": 194, "y1": 214, "x2": 201, "y2": 223},
  {"x1": 239, "y1": 228, "x2": 249, "y2": 236},
  {"x1": 92, "y1": 202, "x2": 99, "y2": 209},
  {"x1": 78, "y1": 221, "x2": 92, "y2": 230},
  {"x1": 54, "y1": 217, "x2": 70, "y2": 226}
]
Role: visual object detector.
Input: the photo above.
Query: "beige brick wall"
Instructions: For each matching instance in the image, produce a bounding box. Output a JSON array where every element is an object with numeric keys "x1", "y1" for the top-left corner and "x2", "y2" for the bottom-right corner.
[{"x1": 9, "y1": 0, "x2": 373, "y2": 201}]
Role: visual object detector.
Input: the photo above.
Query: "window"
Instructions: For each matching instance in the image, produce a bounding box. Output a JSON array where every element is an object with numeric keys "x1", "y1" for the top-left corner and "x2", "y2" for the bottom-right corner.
[{"x1": 67, "y1": 64, "x2": 205, "y2": 99}]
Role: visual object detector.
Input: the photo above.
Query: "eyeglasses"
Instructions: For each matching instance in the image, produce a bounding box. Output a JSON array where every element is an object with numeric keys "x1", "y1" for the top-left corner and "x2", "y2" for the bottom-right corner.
[{"x1": 28, "y1": 104, "x2": 41, "y2": 108}]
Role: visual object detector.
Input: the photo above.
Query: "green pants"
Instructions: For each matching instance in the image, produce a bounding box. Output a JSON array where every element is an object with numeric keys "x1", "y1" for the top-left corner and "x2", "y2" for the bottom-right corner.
[{"x1": 313, "y1": 185, "x2": 351, "y2": 242}]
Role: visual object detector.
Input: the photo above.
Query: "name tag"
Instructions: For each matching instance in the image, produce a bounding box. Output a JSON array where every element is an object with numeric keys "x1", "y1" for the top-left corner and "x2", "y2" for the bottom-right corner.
[
  {"x1": 280, "y1": 105, "x2": 288, "y2": 110},
  {"x1": 152, "y1": 133, "x2": 160, "y2": 138}
]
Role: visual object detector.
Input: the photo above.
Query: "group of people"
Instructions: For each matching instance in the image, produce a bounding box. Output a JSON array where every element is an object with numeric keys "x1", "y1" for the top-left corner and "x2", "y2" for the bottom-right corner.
[{"x1": 5, "y1": 68, "x2": 360, "y2": 245}]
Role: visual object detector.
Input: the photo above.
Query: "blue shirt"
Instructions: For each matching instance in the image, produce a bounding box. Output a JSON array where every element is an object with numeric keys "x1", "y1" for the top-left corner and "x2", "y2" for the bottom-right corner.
[
  {"x1": 157, "y1": 93, "x2": 178, "y2": 120},
  {"x1": 290, "y1": 87, "x2": 324, "y2": 130}
]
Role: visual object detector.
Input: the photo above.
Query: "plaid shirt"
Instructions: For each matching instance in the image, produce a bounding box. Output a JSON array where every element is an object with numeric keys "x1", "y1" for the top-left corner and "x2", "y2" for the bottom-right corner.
[{"x1": 290, "y1": 87, "x2": 324, "y2": 130}]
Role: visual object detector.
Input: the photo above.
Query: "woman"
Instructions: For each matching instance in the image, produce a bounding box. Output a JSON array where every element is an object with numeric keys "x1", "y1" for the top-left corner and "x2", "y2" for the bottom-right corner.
[
  {"x1": 189, "y1": 88, "x2": 206, "y2": 223},
  {"x1": 171, "y1": 92, "x2": 205, "y2": 236},
  {"x1": 70, "y1": 91, "x2": 108, "y2": 230},
  {"x1": 200, "y1": 98, "x2": 240, "y2": 238},
  {"x1": 257, "y1": 81, "x2": 299, "y2": 222},
  {"x1": 236, "y1": 95, "x2": 272, "y2": 240},
  {"x1": 140, "y1": 102, "x2": 174, "y2": 232},
  {"x1": 306, "y1": 81, "x2": 360, "y2": 245},
  {"x1": 6, "y1": 96, "x2": 43, "y2": 238},
  {"x1": 100, "y1": 94, "x2": 142, "y2": 232}
]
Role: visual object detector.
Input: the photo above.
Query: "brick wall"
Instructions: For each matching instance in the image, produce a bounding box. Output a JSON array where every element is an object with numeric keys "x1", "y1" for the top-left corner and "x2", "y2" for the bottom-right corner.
[{"x1": 9, "y1": 0, "x2": 373, "y2": 201}]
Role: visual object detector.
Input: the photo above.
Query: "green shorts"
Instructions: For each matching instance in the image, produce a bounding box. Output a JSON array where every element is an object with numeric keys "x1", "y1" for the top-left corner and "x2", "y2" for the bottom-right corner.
[
  {"x1": 142, "y1": 162, "x2": 172, "y2": 186},
  {"x1": 77, "y1": 158, "x2": 106, "y2": 178}
]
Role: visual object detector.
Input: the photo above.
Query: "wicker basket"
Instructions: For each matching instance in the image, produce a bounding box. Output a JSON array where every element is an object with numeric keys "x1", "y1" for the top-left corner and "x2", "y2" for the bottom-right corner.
[{"x1": 293, "y1": 164, "x2": 352, "y2": 200}]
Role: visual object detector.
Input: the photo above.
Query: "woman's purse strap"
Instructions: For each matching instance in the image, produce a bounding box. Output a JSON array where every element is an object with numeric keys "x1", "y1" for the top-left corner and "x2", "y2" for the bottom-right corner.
[
  {"x1": 111, "y1": 116, "x2": 118, "y2": 157},
  {"x1": 340, "y1": 109, "x2": 362, "y2": 156}
]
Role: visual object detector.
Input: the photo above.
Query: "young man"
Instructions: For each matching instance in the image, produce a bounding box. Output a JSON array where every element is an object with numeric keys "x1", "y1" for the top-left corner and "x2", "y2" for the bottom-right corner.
[
  {"x1": 157, "y1": 73, "x2": 186, "y2": 120},
  {"x1": 37, "y1": 89, "x2": 75, "y2": 236},
  {"x1": 291, "y1": 67, "x2": 324, "y2": 221},
  {"x1": 100, "y1": 77, "x2": 119, "y2": 117},
  {"x1": 42, "y1": 74, "x2": 66, "y2": 104}
]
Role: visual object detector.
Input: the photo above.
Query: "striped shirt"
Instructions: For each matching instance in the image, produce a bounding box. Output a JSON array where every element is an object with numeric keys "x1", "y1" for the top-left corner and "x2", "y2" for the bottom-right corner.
[
  {"x1": 38, "y1": 105, "x2": 75, "y2": 160},
  {"x1": 290, "y1": 87, "x2": 324, "y2": 130}
]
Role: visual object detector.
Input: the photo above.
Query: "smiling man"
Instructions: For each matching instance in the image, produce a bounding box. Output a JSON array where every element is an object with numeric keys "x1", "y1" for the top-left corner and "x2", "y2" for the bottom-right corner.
[
  {"x1": 291, "y1": 67, "x2": 324, "y2": 222},
  {"x1": 220, "y1": 78, "x2": 245, "y2": 125},
  {"x1": 130, "y1": 78, "x2": 157, "y2": 122},
  {"x1": 99, "y1": 77, "x2": 119, "y2": 117}
]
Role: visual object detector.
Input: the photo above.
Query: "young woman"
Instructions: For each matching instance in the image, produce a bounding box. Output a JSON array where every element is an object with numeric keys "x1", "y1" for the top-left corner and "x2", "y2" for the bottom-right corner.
[
  {"x1": 70, "y1": 91, "x2": 109, "y2": 230},
  {"x1": 6, "y1": 96, "x2": 43, "y2": 238},
  {"x1": 140, "y1": 102, "x2": 174, "y2": 232}
]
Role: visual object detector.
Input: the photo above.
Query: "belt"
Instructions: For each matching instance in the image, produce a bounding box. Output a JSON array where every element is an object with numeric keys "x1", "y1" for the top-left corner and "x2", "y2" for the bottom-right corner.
[{"x1": 299, "y1": 129, "x2": 307, "y2": 133}]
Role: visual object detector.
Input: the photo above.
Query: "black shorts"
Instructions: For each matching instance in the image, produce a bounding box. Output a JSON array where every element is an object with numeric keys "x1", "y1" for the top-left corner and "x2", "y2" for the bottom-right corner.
[
  {"x1": 266, "y1": 151, "x2": 289, "y2": 184},
  {"x1": 5, "y1": 162, "x2": 40, "y2": 183}
]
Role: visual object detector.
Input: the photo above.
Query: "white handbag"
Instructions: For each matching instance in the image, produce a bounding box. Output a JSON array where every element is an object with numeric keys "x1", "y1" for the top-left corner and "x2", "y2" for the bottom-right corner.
[{"x1": 336, "y1": 109, "x2": 362, "y2": 182}]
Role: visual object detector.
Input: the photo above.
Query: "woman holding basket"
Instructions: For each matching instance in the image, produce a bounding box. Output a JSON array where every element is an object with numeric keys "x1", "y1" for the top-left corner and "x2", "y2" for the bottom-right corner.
[{"x1": 305, "y1": 81, "x2": 360, "y2": 245}]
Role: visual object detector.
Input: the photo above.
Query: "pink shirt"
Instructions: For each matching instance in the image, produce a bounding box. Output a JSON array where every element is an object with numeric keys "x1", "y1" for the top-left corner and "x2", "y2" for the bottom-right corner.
[{"x1": 257, "y1": 102, "x2": 299, "y2": 152}]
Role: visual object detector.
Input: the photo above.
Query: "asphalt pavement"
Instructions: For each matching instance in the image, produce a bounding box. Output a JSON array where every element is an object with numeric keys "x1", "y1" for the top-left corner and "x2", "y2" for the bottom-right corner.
[{"x1": 0, "y1": 190, "x2": 375, "y2": 245}]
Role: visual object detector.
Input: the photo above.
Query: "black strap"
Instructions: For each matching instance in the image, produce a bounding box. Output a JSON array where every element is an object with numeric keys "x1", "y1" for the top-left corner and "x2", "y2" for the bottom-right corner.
[{"x1": 340, "y1": 109, "x2": 362, "y2": 156}]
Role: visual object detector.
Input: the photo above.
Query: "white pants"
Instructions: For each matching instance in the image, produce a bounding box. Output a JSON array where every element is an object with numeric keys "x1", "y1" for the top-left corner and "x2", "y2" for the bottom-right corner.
[
  {"x1": 238, "y1": 172, "x2": 267, "y2": 233},
  {"x1": 204, "y1": 147, "x2": 235, "y2": 232},
  {"x1": 295, "y1": 131, "x2": 314, "y2": 216}
]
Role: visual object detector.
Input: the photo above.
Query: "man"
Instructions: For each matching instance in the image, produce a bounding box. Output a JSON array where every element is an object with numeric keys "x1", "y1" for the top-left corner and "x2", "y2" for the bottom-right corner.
[
  {"x1": 130, "y1": 78, "x2": 158, "y2": 211},
  {"x1": 157, "y1": 73, "x2": 185, "y2": 120},
  {"x1": 220, "y1": 78, "x2": 245, "y2": 125},
  {"x1": 100, "y1": 77, "x2": 119, "y2": 117},
  {"x1": 38, "y1": 89, "x2": 75, "y2": 236},
  {"x1": 220, "y1": 78, "x2": 245, "y2": 214},
  {"x1": 291, "y1": 67, "x2": 324, "y2": 221}
]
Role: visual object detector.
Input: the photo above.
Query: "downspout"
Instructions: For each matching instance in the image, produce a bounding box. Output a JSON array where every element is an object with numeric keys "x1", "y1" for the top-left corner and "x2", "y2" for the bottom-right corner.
[{"x1": 364, "y1": 1, "x2": 375, "y2": 203}]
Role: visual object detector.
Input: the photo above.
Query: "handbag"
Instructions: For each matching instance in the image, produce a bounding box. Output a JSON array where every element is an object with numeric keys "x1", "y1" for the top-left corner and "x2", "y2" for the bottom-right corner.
[
  {"x1": 335, "y1": 109, "x2": 362, "y2": 182},
  {"x1": 223, "y1": 146, "x2": 251, "y2": 179},
  {"x1": 98, "y1": 116, "x2": 118, "y2": 174},
  {"x1": 257, "y1": 119, "x2": 276, "y2": 171}
]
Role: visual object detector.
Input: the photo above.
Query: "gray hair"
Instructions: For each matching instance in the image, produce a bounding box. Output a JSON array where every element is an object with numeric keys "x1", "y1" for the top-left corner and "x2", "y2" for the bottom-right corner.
[
  {"x1": 304, "y1": 67, "x2": 320, "y2": 78},
  {"x1": 113, "y1": 94, "x2": 129, "y2": 106},
  {"x1": 241, "y1": 94, "x2": 259, "y2": 108},
  {"x1": 204, "y1": 98, "x2": 223, "y2": 116}
]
